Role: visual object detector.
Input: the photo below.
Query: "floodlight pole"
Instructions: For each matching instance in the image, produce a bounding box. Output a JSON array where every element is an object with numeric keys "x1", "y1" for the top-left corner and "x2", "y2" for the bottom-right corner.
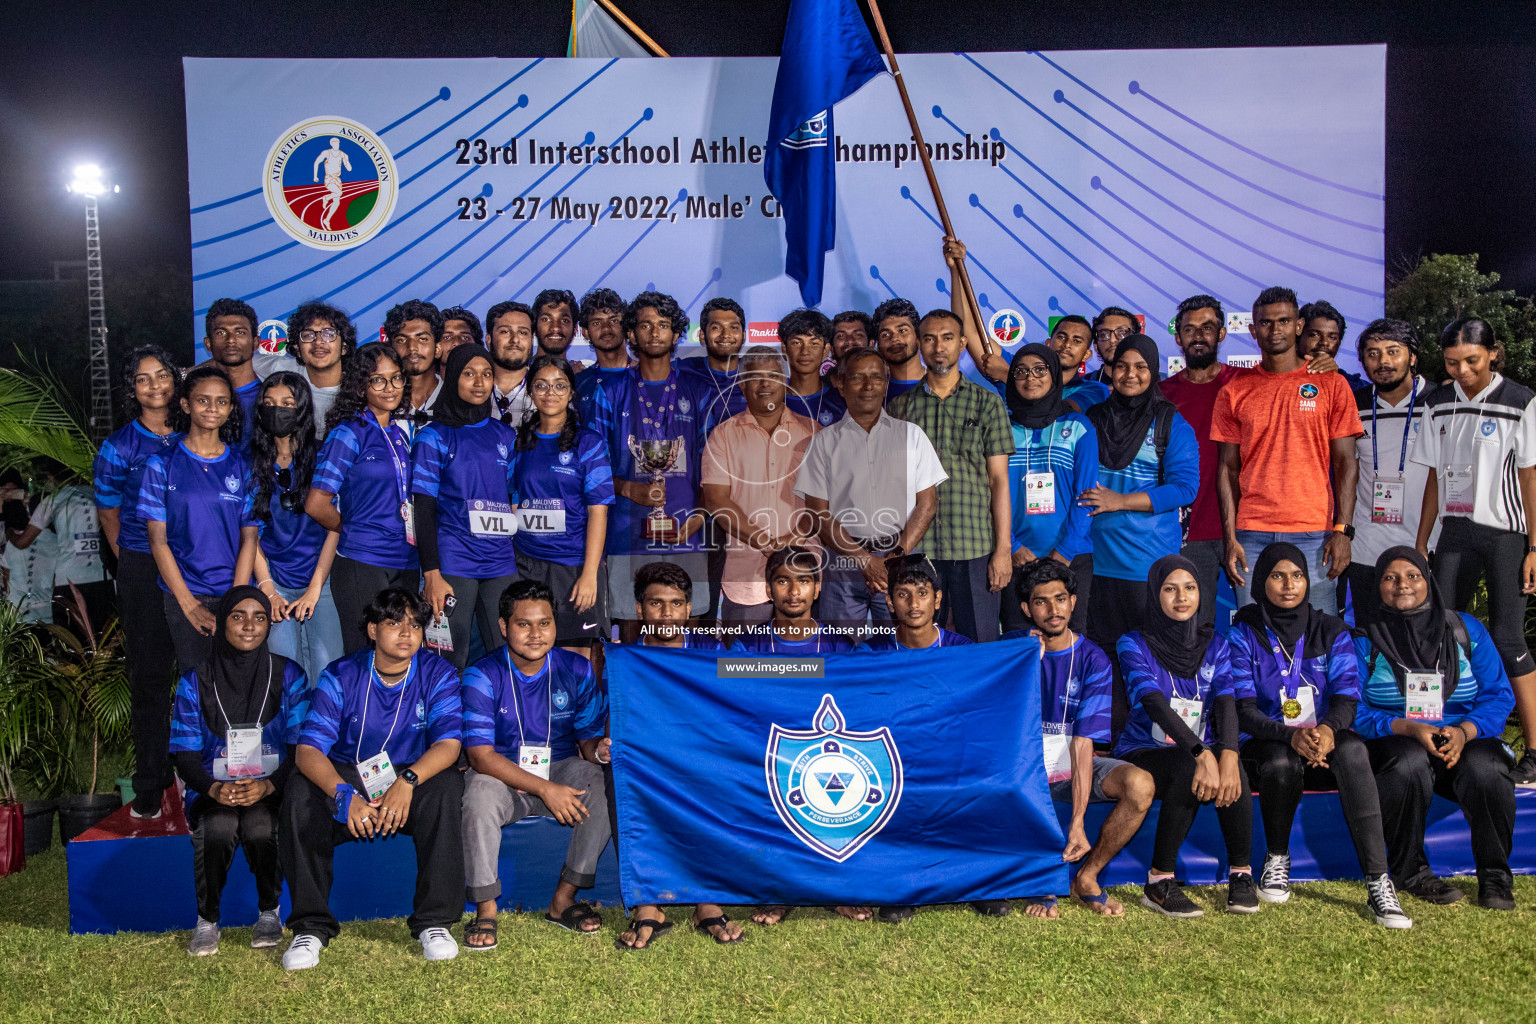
[{"x1": 82, "y1": 192, "x2": 110, "y2": 443}]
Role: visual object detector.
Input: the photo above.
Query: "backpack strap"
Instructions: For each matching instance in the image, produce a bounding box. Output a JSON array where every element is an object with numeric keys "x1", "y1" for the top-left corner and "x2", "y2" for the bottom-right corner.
[{"x1": 1153, "y1": 404, "x2": 1174, "y2": 487}]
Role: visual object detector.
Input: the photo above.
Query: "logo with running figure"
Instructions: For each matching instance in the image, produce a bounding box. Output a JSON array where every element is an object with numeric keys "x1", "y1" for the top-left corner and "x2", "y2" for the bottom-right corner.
[
  {"x1": 766, "y1": 694, "x2": 903, "y2": 863},
  {"x1": 263, "y1": 116, "x2": 398, "y2": 250}
]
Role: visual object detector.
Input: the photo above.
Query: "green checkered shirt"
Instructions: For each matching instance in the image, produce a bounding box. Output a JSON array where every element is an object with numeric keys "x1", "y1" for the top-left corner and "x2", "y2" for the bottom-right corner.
[{"x1": 887, "y1": 374, "x2": 1013, "y2": 560}]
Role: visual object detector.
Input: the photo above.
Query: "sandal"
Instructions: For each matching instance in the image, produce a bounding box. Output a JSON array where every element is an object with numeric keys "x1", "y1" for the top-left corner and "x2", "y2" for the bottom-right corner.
[
  {"x1": 1074, "y1": 891, "x2": 1110, "y2": 909},
  {"x1": 463, "y1": 917, "x2": 498, "y2": 951},
  {"x1": 694, "y1": 914, "x2": 744, "y2": 945},
  {"x1": 614, "y1": 916, "x2": 673, "y2": 951},
  {"x1": 544, "y1": 901, "x2": 603, "y2": 933},
  {"x1": 1023, "y1": 895, "x2": 1059, "y2": 915}
]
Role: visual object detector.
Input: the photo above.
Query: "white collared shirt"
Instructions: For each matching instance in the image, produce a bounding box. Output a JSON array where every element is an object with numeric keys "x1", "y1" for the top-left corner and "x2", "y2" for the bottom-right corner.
[{"x1": 793, "y1": 409, "x2": 947, "y2": 541}]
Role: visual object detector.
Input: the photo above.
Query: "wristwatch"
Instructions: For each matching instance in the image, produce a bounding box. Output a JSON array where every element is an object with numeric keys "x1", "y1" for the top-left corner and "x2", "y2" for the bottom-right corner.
[
  {"x1": 1331, "y1": 522, "x2": 1356, "y2": 539},
  {"x1": 1189, "y1": 741, "x2": 1208, "y2": 758},
  {"x1": 401, "y1": 768, "x2": 420, "y2": 788}
]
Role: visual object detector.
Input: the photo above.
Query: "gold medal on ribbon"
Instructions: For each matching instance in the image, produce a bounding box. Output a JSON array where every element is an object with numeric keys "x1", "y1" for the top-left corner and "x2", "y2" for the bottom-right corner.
[{"x1": 1282, "y1": 697, "x2": 1302, "y2": 720}]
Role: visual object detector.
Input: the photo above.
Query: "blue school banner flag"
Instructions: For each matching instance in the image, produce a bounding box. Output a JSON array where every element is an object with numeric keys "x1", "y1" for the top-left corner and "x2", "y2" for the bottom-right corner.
[
  {"x1": 764, "y1": 0, "x2": 887, "y2": 307},
  {"x1": 607, "y1": 639, "x2": 1067, "y2": 907}
]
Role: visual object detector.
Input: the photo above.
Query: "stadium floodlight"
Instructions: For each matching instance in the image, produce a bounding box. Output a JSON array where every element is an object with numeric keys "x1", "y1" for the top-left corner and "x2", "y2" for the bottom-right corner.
[{"x1": 65, "y1": 163, "x2": 119, "y2": 440}]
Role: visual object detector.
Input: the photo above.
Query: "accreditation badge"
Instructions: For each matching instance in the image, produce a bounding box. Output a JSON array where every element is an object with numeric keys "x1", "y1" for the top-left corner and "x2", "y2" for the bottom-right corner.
[
  {"x1": 400, "y1": 501, "x2": 417, "y2": 546},
  {"x1": 357, "y1": 751, "x2": 398, "y2": 801},
  {"x1": 1371, "y1": 475, "x2": 1405, "y2": 525},
  {"x1": 424, "y1": 614, "x2": 453, "y2": 654},
  {"x1": 1042, "y1": 729, "x2": 1072, "y2": 783},
  {"x1": 1404, "y1": 671, "x2": 1444, "y2": 722},
  {"x1": 215, "y1": 724, "x2": 274, "y2": 781},
  {"x1": 519, "y1": 744, "x2": 552, "y2": 781},
  {"x1": 1025, "y1": 472, "x2": 1056, "y2": 515},
  {"x1": 1154, "y1": 697, "x2": 1203, "y2": 745},
  {"x1": 1444, "y1": 465, "x2": 1476, "y2": 516}
]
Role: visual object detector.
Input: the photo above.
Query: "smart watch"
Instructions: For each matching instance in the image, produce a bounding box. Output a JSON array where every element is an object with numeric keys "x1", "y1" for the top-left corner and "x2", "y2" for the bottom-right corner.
[
  {"x1": 1331, "y1": 522, "x2": 1355, "y2": 539},
  {"x1": 401, "y1": 768, "x2": 421, "y2": 788},
  {"x1": 1189, "y1": 741, "x2": 1208, "y2": 758}
]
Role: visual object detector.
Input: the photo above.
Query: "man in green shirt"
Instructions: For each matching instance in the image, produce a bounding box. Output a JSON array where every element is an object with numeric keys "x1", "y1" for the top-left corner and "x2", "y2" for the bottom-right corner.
[{"x1": 887, "y1": 310, "x2": 1014, "y2": 641}]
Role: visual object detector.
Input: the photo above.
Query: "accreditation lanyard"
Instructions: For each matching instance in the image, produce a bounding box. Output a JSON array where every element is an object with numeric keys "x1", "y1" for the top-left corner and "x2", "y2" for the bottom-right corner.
[
  {"x1": 508, "y1": 651, "x2": 554, "y2": 755},
  {"x1": 210, "y1": 657, "x2": 275, "y2": 735},
  {"x1": 359, "y1": 653, "x2": 412, "y2": 763},
  {"x1": 1054, "y1": 635, "x2": 1078, "y2": 729},
  {"x1": 1371, "y1": 384, "x2": 1416, "y2": 474},
  {"x1": 1266, "y1": 630, "x2": 1311, "y2": 701},
  {"x1": 1027, "y1": 425, "x2": 1058, "y2": 476},
  {"x1": 373, "y1": 417, "x2": 410, "y2": 511}
]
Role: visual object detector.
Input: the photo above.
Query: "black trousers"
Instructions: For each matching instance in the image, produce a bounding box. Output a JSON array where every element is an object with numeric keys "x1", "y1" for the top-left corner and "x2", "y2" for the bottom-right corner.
[
  {"x1": 118, "y1": 548, "x2": 177, "y2": 810},
  {"x1": 189, "y1": 794, "x2": 281, "y2": 923},
  {"x1": 1434, "y1": 517, "x2": 1533, "y2": 678},
  {"x1": 933, "y1": 555, "x2": 1000, "y2": 643},
  {"x1": 1366, "y1": 734, "x2": 1515, "y2": 889},
  {"x1": 1240, "y1": 733, "x2": 1389, "y2": 876},
  {"x1": 330, "y1": 556, "x2": 421, "y2": 655},
  {"x1": 1123, "y1": 745, "x2": 1253, "y2": 875},
  {"x1": 163, "y1": 591, "x2": 218, "y2": 676},
  {"x1": 1000, "y1": 552, "x2": 1092, "y2": 636},
  {"x1": 280, "y1": 764, "x2": 464, "y2": 941},
  {"x1": 1087, "y1": 574, "x2": 1146, "y2": 741},
  {"x1": 1339, "y1": 561, "x2": 1379, "y2": 630}
]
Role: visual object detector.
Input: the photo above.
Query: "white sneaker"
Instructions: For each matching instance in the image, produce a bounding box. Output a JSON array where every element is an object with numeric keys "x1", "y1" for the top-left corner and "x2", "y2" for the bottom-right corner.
[
  {"x1": 1257, "y1": 851, "x2": 1292, "y2": 903},
  {"x1": 1367, "y1": 874, "x2": 1414, "y2": 930},
  {"x1": 418, "y1": 926, "x2": 459, "y2": 962},
  {"x1": 282, "y1": 933, "x2": 324, "y2": 971},
  {"x1": 187, "y1": 918, "x2": 219, "y2": 956}
]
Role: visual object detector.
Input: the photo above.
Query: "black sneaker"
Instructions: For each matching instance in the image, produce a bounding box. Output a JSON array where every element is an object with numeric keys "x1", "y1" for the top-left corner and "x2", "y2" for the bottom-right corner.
[
  {"x1": 971, "y1": 899, "x2": 1012, "y2": 917},
  {"x1": 877, "y1": 905, "x2": 915, "y2": 924},
  {"x1": 1141, "y1": 878, "x2": 1203, "y2": 918},
  {"x1": 1478, "y1": 881, "x2": 1515, "y2": 911},
  {"x1": 1512, "y1": 750, "x2": 1536, "y2": 788},
  {"x1": 1366, "y1": 874, "x2": 1413, "y2": 929},
  {"x1": 1226, "y1": 872, "x2": 1260, "y2": 914},
  {"x1": 1401, "y1": 875, "x2": 1464, "y2": 905}
]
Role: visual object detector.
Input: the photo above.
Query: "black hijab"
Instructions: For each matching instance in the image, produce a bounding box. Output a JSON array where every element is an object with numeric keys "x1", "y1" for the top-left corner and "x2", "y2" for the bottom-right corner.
[
  {"x1": 197, "y1": 586, "x2": 282, "y2": 735},
  {"x1": 1366, "y1": 546, "x2": 1461, "y2": 686},
  {"x1": 1086, "y1": 333, "x2": 1173, "y2": 471},
  {"x1": 1142, "y1": 554, "x2": 1215, "y2": 679},
  {"x1": 431, "y1": 344, "x2": 494, "y2": 429},
  {"x1": 1005, "y1": 344, "x2": 1068, "y2": 430},
  {"x1": 1233, "y1": 542, "x2": 1347, "y2": 659}
]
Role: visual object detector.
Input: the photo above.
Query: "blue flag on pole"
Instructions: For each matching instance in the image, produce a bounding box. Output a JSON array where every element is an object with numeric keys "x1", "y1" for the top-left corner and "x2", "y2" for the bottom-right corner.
[
  {"x1": 607, "y1": 640, "x2": 1068, "y2": 906},
  {"x1": 764, "y1": 0, "x2": 887, "y2": 307}
]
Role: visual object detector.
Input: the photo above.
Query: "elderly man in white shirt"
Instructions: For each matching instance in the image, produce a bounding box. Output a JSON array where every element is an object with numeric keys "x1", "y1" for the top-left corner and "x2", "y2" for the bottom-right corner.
[{"x1": 795, "y1": 347, "x2": 947, "y2": 631}]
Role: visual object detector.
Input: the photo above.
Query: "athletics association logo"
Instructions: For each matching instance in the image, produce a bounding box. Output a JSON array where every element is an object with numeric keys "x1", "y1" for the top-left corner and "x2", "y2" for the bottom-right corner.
[
  {"x1": 256, "y1": 319, "x2": 288, "y2": 355},
  {"x1": 223, "y1": 474, "x2": 240, "y2": 495},
  {"x1": 766, "y1": 694, "x2": 902, "y2": 863},
  {"x1": 559, "y1": 449, "x2": 574, "y2": 465},
  {"x1": 1481, "y1": 420, "x2": 1497, "y2": 437},
  {"x1": 552, "y1": 688, "x2": 569, "y2": 711},
  {"x1": 263, "y1": 116, "x2": 398, "y2": 250},
  {"x1": 988, "y1": 309, "x2": 1024, "y2": 345}
]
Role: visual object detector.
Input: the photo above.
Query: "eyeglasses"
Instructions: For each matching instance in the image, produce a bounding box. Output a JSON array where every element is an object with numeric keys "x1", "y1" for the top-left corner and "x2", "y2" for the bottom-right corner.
[
  {"x1": 1094, "y1": 326, "x2": 1133, "y2": 344},
  {"x1": 300, "y1": 328, "x2": 340, "y2": 344},
  {"x1": 1010, "y1": 364, "x2": 1052, "y2": 380},
  {"x1": 367, "y1": 372, "x2": 405, "y2": 392},
  {"x1": 530, "y1": 381, "x2": 571, "y2": 395}
]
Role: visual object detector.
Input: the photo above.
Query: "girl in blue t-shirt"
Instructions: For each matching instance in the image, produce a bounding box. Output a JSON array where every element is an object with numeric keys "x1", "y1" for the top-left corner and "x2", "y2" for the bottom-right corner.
[
  {"x1": 250, "y1": 372, "x2": 342, "y2": 686},
  {"x1": 308, "y1": 343, "x2": 418, "y2": 654},
  {"x1": 511, "y1": 355, "x2": 615, "y2": 651},
  {"x1": 168, "y1": 586, "x2": 308, "y2": 955},
  {"x1": 142, "y1": 366, "x2": 258, "y2": 672},
  {"x1": 1116, "y1": 554, "x2": 1254, "y2": 919},
  {"x1": 412, "y1": 344, "x2": 521, "y2": 669}
]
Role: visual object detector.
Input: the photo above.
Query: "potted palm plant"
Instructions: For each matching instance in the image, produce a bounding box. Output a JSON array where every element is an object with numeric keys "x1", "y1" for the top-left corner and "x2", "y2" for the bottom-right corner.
[
  {"x1": 48, "y1": 592, "x2": 132, "y2": 844},
  {"x1": 0, "y1": 597, "x2": 56, "y2": 868}
]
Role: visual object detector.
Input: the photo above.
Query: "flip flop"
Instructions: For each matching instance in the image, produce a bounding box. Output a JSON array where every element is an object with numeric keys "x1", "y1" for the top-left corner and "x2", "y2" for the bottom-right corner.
[
  {"x1": 614, "y1": 917, "x2": 673, "y2": 951},
  {"x1": 544, "y1": 901, "x2": 603, "y2": 933},
  {"x1": 1074, "y1": 891, "x2": 1111, "y2": 909},
  {"x1": 1023, "y1": 895, "x2": 1059, "y2": 914},
  {"x1": 751, "y1": 906, "x2": 793, "y2": 926},
  {"x1": 694, "y1": 914, "x2": 744, "y2": 945}
]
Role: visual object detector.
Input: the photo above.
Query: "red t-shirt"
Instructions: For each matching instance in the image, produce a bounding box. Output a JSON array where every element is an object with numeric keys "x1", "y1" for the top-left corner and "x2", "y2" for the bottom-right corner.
[
  {"x1": 1210, "y1": 365, "x2": 1364, "y2": 533},
  {"x1": 1161, "y1": 363, "x2": 1246, "y2": 543}
]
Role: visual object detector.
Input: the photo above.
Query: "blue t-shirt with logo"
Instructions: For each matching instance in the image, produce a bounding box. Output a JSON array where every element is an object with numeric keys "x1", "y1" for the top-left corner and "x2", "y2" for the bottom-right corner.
[
  {"x1": 1007, "y1": 414, "x2": 1098, "y2": 562},
  {"x1": 509, "y1": 428, "x2": 615, "y2": 566},
  {"x1": 1089, "y1": 412, "x2": 1199, "y2": 582},
  {"x1": 410, "y1": 418, "x2": 520, "y2": 578},
  {"x1": 1229, "y1": 621, "x2": 1359, "y2": 741},
  {"x1": 885, "y1": 377, "x2": 922, "y2": 402},
  {"x1": 1352, "y1": 614, "x2": 1514, "y2": 741},
  {"x1": 168, "y1": 657, "x2": 310, "y2": 801},
  {"x1": 258, "y1": 464, "x2": 330, "y2": 590},
  {"x1": 787, "y1": 385, "x2": 846, "y2": 429},
  {"x1": 680, "y1": 356, "x2": 745, "y2": 433},
  {"x1": 575, "y1": 365, "x2": 631, "y2": 423},
  {"x1": 858, "y1": 627, "x2": 973, "y2": 651},
  {"x1": 93, "y1": 420, "x2": 181, "y2": 555},
  {"x1": 999, "y1": 631, "x2": 1115, "y2": 745},
  {"x1": 460, "y1": 646, "x2": 606, "y2": 763},
  {"x1": 1063, "y1": 378, "x2": 1110, "y2": 411},
  {"x1": 299, "y1": 648, "x2": 463, "y2": 767},
  {"x1": 138, "y1": 442, "x2": 256, "y2": 596},
  {"x1": 313, "y1": 416, "x2": 418, "y2": 571},
  {"x1": 1115, "y1": 631, "x2": 1233, "y2": 756},
  {"x1": 730, "y1": 626, "x2": 856, "y2": 654}
]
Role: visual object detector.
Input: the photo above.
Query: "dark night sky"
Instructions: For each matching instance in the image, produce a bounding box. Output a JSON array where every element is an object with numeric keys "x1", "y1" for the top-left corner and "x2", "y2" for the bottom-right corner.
[{"x1": 2, "y1": 1, "x2": 1533, "y2": 289}]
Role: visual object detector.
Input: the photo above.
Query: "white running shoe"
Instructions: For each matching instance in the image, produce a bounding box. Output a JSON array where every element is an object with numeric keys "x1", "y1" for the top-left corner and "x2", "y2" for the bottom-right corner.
[
  {"x1": 1257, "y1": 851, "x2": 1292, "y2": 903},
  {"x1": 282, "y1": 933, "x2": 324, "y2": 971},
  {"x1": 418, "y1": 926, "x2": 459, "y2": 962},
  {"x1": 1367, "y1": 874, "x2": 1414, "y2": 929}
]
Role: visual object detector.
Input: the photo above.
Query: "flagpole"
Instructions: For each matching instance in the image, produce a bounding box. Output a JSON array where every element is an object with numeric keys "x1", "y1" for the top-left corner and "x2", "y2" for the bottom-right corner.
[
  {"x1": 862, "y1": 0, "x2": 992, "y2": 360},
  {"x1": 593, "y1": 0, "x2": 671, "y2": 57}
]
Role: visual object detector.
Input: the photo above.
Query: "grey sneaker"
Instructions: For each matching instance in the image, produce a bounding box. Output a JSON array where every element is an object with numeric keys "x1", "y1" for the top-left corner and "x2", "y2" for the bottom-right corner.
[
  {"x1": 188, "y1": 918, "x2": 220, "y2": 956},
  {"x1": 251, "y1": 909, "x2": 283, "y2": 948},
  {"x1": 1257, "y1": 851, "x2": 1292, "y2": 903},
  {"x1": 1367, "y1": 874, "x2": 1413, "y2": 929}
]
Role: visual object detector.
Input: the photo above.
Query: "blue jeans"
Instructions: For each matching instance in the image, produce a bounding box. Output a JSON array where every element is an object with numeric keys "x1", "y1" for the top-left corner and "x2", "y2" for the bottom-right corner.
[
  {"x1": 819, "y1": 553, "x2": 892, "y2": 633},
  {"x1": 1233, "y1": 530, "x2": 1337, "y2": 612},
  {"x1": 268, "y1": 578, "x2": 344, "y2": 687}
]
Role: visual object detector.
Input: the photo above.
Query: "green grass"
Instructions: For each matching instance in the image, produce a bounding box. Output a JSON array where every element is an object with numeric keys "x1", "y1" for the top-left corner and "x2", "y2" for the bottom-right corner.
[{"x1": 0, "y1": 849, "x2": 1531, "y2": 1023}]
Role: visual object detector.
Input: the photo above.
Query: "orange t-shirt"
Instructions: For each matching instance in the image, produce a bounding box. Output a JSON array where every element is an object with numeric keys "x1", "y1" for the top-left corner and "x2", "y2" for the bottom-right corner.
[{"x1": 1209, "y1": 367, "x2": 1363, "y2": 532}]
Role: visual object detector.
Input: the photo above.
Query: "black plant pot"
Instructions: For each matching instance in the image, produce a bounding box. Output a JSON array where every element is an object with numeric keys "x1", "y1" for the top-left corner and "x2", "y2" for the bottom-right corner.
[
  {"x1": 21, "y1": 799, "x2": 59, "y2": 857},
  {"x1": 58, "y1": 793, "x2": 120, "y2": 844}
]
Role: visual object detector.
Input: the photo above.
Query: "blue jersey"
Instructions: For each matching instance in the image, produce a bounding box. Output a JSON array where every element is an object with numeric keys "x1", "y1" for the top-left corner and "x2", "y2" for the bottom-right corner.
[
  {"x1": 680, "y1": 356, "x2": 745, "y2": 433},
  {"x1": 640, "y1": 633, "x2": 726, "y2": 651},
  {"x1": 1007, "y1": 414, "x2": 1098, "y2": 562},
  {"x1": 787, "y1": 385, "x2": 846, "y2": 429},
  {"x1": 168, "y1": 657, "x2": 309, "y2": 800},
  {"x1": 997, "y1": 632, "x2": 1116, "y2": 745},
  {"x1": 1229, "y1": 622, "x2": 1359, "y2": 740},
  {"x1": 461, "y1": 646, "x2": 606, "y2": 763},
  {"x1": 313, "y1": 416, "x2": 417, "y2": 571},
  {"x1": 93, "y1": 421, "x2": 181, "y2": 555},
  {"x1": 575, "y1": 364, "x2": 630, "y2": 422},
  {"x1": 509, "y1": 428, "x2": 615, "y2": 566},
  {"x1": 234, "y1": 379, "x2": 261, "y2": 455},
  {"x1": 299, "y1": 648, "x2": 462, "y2": 767},
  {"x1": 1089, "y1": 412, "x2": 1199, "y2": 582},
  {"x1": 730, "y1": 625, "x2": 855, "y2": 654},
  {"x1": 590, "y1": 367, "x2": 718, "y2": 554},
  {"x1": 138, "y1": 442, "x2": 256, "y2": 596},
  {"x1": 258, "y1": 464, "x2": 330, "y2": 590},
  {"x1": 1352, "y1": 614, "x2": 1515, "y2": 741},
  {"x1": 885, "y1": 377, "x2": 922, "y2": 402},
  {"x1": 410, "y1": 418, "x2": 520, "y2": 578},
  {"x1": 1063, "y1": 378, "x2": 1110, "y2": 411},
  {"x1": 858, "y1": 627, "x2": 973, "y2": 651},
  {"x1": 1115, "y1": 631, "x2": 1233, "y2": 756}
]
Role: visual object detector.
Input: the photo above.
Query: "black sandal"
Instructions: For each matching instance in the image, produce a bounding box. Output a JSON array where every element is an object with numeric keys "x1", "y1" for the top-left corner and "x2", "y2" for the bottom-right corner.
[
  {"x1": 544, "y1": 901, "x2": 603, "y2": 933},
  {"x1": 694, "y1": 914, "x2": 744, "y2": 944},
  {"x1": 463, "y1": 917, "x2": 498, "y2": 951},
  {"x1": 614, "y1": 916, "x2": 673, "y2": 951}
]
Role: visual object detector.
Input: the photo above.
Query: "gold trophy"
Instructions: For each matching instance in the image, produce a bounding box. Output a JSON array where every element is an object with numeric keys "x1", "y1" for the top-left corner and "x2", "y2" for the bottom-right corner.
[{"x1": 628, "y1": 437, "x2": 684, "y2": 543}]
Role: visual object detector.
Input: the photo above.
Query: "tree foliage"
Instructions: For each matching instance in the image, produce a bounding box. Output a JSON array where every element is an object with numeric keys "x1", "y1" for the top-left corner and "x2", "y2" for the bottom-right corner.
[{"x1": 1386, "y1": 253, "x2": 1536, "y2": 387}]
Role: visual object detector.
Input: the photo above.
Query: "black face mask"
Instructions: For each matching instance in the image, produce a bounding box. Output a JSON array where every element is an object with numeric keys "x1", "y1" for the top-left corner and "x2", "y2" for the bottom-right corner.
[{"x1": 257, "y1": 405, "x2": 301, "y2": 438}]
